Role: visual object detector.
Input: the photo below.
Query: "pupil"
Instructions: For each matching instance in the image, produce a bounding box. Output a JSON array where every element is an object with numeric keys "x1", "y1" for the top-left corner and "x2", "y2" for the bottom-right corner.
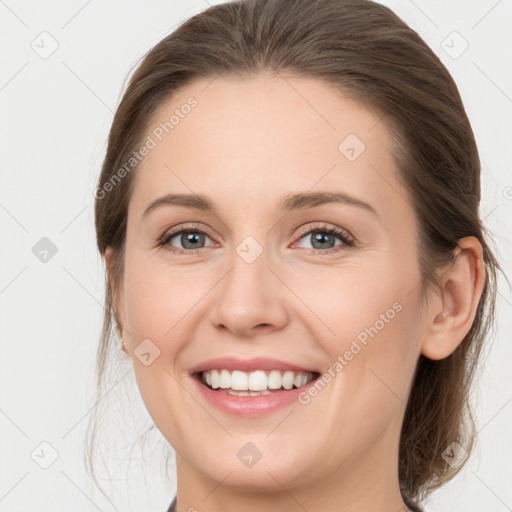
[
  {"x1": 312, "y1": 232, "x2": 334, "y2": 249},
  {"x1": 182, "y1": 232, "x2": 204, "y2": 249}
]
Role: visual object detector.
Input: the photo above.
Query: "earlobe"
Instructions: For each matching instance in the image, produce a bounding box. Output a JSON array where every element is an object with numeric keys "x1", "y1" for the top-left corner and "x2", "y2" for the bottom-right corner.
[{"x1": 421, "y1": 236, "x2": 486, "y2": 361}]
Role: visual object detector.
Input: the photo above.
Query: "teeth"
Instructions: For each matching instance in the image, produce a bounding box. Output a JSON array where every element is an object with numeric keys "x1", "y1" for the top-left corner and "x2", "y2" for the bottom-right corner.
[
  {"x1": 228, "y1": 389, "x2": 272, "y2": 396},
  {"x1": 219, "y1": 369, "x2": 231, "y2": 389},
  {"x1": 201, "y1": 369, "x2": 315, "y2": 392}
]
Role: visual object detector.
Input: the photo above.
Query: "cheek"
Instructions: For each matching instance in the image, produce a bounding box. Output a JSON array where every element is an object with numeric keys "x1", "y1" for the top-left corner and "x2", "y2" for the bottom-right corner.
[
  {"x1": 289, "y1": 260, "x2": 422, "y2": 399},
  {"x1": 123, "y1": 260, "x2": 201, "y2": 341},
  {"x1": 122, "y1": 262, "x2": 196, "y2": 436},
  {"x1": 286, "y1": 259, "x2": 409, "y2": 341}
]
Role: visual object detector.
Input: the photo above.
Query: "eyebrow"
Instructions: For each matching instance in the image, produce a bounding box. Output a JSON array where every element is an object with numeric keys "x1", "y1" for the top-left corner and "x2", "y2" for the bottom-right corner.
[{"x1": 142, "y1": 191, "x2": 379, "y2": 218}]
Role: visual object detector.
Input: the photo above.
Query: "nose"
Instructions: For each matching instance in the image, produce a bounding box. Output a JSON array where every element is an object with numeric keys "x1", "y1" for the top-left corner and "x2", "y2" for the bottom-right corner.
[{"x1": 208, "y1": 248, "x2": 289, "y2": 338}]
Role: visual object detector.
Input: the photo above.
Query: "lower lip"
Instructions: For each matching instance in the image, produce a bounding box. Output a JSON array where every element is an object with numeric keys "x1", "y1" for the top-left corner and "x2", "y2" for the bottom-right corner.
[{"x1": 191, "y1": 373, "x2": 319, "y2": 417}]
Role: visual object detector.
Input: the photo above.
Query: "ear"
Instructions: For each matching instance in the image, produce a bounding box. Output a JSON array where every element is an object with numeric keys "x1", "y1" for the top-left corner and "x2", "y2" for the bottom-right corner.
[
  {"x1": 104, "y1": 247, "x2": 129, "y2": 355},
  {"x1": 421, "y1": 236, "x2": 486, "y2": 360}
]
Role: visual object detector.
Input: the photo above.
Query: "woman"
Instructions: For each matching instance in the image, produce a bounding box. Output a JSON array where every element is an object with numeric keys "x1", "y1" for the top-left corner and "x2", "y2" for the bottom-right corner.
[{"x1": 89, "y1": 0, "x2": 502, "y2": 510}]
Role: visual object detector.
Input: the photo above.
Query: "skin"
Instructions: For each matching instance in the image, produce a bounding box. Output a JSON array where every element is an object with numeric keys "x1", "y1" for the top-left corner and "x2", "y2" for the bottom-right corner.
[{"x1": 106, "y1": 74, "x2": 485, "y2": 512}]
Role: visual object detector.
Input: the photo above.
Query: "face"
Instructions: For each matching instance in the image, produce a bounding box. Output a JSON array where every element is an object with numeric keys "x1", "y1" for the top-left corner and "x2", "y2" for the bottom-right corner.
[{"x1": 112, "y1": 74, "x2": 428, "y2": 495}]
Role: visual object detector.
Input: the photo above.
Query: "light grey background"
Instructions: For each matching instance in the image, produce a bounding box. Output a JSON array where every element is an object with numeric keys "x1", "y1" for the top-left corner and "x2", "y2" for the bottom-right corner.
[{"x1": 1, "y1": 1, "x2": 511, "y2": 511}]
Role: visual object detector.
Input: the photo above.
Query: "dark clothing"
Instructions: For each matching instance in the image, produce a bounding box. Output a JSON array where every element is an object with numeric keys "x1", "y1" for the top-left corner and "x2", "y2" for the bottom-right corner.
[
  {"x1": 166, "y1": 493, "x2": 424, "y2": 511},
  {"x1": 402, "y1": 492, "x2": 424, "y2": 512}
]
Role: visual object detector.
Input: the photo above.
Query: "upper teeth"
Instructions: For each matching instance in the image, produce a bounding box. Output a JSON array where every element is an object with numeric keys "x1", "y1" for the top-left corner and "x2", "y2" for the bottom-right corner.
[{"x1": 201, "y1": 369, "x2": 315, "y2": 391}]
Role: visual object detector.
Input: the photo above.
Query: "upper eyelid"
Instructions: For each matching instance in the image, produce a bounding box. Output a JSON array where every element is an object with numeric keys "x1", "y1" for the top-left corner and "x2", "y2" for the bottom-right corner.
[
  {"x1": 294, "y1": 223, "x2": 352, "y2": 238},
  {"x1": 163, "y1": 222, "x2": 348, "y2": 237}
]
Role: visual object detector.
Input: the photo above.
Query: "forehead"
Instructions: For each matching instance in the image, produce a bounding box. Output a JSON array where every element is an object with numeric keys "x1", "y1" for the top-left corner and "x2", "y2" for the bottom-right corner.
[{"x1": 130, "y1": 74, "x2": 408, "y2": 221}]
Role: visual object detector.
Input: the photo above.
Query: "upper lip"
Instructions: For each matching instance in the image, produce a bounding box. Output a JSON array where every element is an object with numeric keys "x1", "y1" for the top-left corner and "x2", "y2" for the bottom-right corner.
[{"x1": 189, "y1": 356, "x2": 320, "y2": 375}]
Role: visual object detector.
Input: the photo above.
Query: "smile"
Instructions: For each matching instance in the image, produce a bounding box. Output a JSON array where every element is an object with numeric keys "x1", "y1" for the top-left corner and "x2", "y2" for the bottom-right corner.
[
  {"x1": 200, "y1": 369, "x2": 318, "y2": 395},
  {"x1": 191, "y1": 369, "x2": 321, "y2": 416}
]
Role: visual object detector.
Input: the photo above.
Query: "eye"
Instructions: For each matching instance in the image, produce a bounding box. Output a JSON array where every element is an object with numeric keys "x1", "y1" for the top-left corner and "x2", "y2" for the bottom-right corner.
[
  {"x1": 157, "y1": 222, "x2": 355, "y2": 255},
  {"x1": 291, "y1": 223, "x2": 355, "y2": 253},
  {"x1": 158, "y1": 224, "x2": 215, "y2": 255}
]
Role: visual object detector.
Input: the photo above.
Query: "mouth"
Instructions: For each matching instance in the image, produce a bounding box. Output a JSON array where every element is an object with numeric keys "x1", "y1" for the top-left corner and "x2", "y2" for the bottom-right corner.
[{"x1": 193, "y1": 369, "x2": 321, "y2": 396}]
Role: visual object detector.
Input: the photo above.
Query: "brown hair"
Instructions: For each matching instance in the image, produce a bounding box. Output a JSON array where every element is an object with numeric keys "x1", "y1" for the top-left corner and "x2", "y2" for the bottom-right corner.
[{"x1": 88, "y1": 0, "x2": 504, "y2": 504}]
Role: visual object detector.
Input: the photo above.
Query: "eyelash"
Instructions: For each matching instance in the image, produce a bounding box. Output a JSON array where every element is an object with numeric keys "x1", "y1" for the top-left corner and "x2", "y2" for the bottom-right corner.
[{"x1": 157, "y1": 222, "x2": 356, "y2": 256}]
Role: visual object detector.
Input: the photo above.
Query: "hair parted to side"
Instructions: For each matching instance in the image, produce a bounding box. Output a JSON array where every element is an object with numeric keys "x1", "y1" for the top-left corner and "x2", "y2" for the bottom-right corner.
[{"x1": 88, "y1": 0, "x2": 504, "y2": 503}]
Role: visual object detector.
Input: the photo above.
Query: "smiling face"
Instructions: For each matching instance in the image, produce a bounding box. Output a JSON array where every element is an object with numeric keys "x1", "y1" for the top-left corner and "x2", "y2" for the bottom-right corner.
[{"x1": 110, "y1": 73, "x2": 430, "y2": 504}]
